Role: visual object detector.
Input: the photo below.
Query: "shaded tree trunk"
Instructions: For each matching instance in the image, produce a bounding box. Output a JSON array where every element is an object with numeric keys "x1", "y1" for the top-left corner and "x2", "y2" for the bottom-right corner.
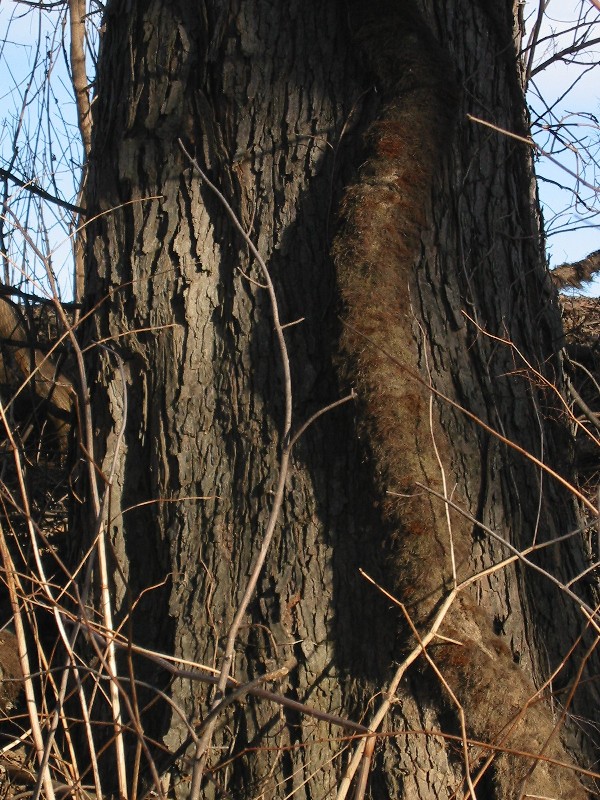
[{"x1": 79, "y1": 0, "x2": 598, "y2": 797}]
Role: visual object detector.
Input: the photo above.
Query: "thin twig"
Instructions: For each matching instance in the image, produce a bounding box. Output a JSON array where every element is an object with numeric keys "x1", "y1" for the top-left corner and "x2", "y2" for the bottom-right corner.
[
  {"x1": 0, "y1": 167, "x2": 86, "y2": 215},
  {"x1": 419, "y1": 483, "x2": 598, "y2": 620},
  {"x1": 178, "y1": 140, "x2": 295, "y2": 796},
  {"x1": 179, "y1": 140, "x2": 361, "y2": 796},
  {"x1": 467, "y1": 114, "x2": 600, "y2": 194},
  {"x1": 86, "y1": 625, "x2": 370, "y2": 735},
  {"x1": 341, "y1": 317, "x2": 598, "y2": 516}
]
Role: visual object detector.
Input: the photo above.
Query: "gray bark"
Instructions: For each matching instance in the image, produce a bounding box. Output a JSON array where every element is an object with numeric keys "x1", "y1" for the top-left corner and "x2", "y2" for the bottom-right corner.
[{"x1": 76, "y1": 0, "x2": 598, "y2": 797}]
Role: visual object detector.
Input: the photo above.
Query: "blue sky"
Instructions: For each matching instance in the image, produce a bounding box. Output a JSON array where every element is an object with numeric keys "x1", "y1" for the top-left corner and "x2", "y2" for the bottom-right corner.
[
  {"x1": 524, "y1": 0, "x2": 600, "y2": 285},
  {"x1": 0, "y1": 1, "x2": 598, "y2": 297},
  {"x1": 0, "y1": 2, "x2": 85, "y2": 299}
]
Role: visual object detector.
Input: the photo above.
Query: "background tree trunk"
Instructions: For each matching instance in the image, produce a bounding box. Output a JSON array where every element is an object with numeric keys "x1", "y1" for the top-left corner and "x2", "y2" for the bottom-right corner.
[{"x1": 80, "y1": 0, "x2": 598, "y2": 797}]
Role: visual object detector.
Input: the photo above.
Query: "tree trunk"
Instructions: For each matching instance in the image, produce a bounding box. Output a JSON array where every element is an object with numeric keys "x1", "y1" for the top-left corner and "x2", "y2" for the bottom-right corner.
[{"x1": 79, "y1": 0, "x2": 598, "y2": 797}]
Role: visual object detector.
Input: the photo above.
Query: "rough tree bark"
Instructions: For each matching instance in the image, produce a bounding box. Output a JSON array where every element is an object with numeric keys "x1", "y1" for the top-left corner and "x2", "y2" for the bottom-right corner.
[{"x1": 78, "y1": 0, "x2": 599, "y2": 797}]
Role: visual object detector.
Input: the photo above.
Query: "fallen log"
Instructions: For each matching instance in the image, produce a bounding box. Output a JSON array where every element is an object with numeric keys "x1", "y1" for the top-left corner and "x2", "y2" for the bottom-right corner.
[{"x1": 0, "y1": 293, "x2": 74, "y2": 454}]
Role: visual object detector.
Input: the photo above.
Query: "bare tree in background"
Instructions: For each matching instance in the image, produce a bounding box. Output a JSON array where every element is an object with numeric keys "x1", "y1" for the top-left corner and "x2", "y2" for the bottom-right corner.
[{"x1": 526, "y1": 0, "x2": 600, "y2": 258}]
